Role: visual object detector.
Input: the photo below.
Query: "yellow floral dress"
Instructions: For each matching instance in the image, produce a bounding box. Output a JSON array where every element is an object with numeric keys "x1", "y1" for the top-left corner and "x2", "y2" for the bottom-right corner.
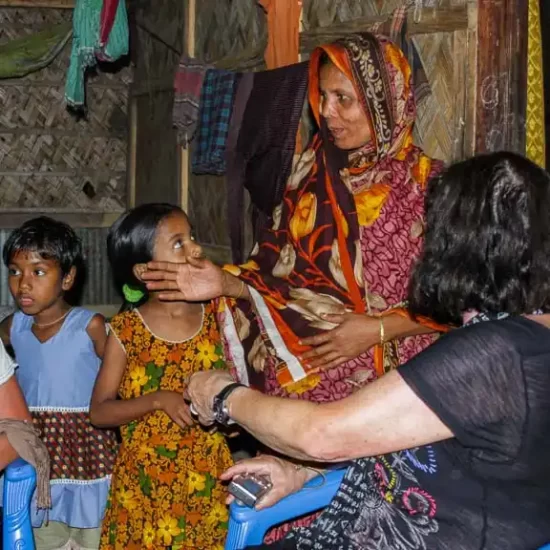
[{"x1": 100, "y1": 304, "x2": 233, "y2": 550}]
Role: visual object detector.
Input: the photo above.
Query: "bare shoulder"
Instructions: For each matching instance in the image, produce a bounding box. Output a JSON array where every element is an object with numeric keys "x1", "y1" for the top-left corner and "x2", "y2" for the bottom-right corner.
[{"x1": 87, "y1": 313, "x2": 107, "y2": 334}]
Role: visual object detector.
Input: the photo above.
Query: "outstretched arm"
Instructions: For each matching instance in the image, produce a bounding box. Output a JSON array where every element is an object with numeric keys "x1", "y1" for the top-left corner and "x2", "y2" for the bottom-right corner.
[{"x1": 187, "y1": 369, "x2": 452, "y2": 463}]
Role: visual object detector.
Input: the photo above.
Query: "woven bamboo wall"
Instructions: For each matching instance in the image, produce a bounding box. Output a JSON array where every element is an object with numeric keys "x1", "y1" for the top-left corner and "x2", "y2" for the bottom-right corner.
[
  {"x1": 0, "y1": 7, "x2": 130, "y2": 305},
  {"x1": 0, "y1": 7, "x2": 130, "y2": 215}
]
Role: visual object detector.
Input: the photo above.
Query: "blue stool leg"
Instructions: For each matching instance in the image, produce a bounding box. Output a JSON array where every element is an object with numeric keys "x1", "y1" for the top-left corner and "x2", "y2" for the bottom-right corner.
[{"x1": 3, "y1": 458, "x2": 36, "y2": 550}]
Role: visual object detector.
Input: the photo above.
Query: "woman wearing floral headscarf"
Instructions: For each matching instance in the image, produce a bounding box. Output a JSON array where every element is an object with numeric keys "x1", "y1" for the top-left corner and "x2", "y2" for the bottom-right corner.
[{"x1": 142, "y1": 32, "x2": 445, "y2": 537}]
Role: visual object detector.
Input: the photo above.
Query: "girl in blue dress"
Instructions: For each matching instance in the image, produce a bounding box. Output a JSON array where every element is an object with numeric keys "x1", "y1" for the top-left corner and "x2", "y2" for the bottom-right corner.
[{"x1": 0, "y1": 216, "x2": 118, "y2": 550}]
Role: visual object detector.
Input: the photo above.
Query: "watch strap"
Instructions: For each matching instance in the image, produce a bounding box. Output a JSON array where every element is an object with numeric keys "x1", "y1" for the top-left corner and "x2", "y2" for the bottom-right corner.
[{"x1": 213, "y1": 382, "x2": 245, "y2": 425}]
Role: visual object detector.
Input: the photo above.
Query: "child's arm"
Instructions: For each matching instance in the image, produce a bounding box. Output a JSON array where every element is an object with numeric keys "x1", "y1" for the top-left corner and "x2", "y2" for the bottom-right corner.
[
  {"x1": 0, "y1": 314, "x2": 13, "y2": 347},
  {"x1": 89, "y1": 332, "x2": 194, "y2": 429},
  {"x1": 86, "y1": 313, "x2": 108, "y2": 359},
  {"x1": 0, "y1": 340, "x2": 31, "y2": 470}
]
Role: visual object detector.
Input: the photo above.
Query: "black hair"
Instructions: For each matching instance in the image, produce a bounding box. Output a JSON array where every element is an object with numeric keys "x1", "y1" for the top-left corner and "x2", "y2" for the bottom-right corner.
[
  {"x1": 409, "y1": 151, "x2": 550, "y2": 325},
  {"x1": 319, "y1": 50, "x2": 332, "y2": 68},
  {"x1": 107, "y1": 203, "x2": 185, "y2": 299},
  {"x1": 3, "y1": 216, "x2": 84, "y2": 304},
  {"x1": 3, "y1": 216, "x2": 83, "y2": 275}
]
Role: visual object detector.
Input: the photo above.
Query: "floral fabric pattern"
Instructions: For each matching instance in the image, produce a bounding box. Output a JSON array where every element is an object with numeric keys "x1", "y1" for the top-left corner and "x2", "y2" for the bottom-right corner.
[{"x1": 99, "y1": 304, "x2": 233, "y2": 550}]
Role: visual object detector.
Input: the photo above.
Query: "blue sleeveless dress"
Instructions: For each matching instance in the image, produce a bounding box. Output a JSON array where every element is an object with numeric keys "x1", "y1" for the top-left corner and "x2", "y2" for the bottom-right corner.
[{"x1": 11, "y1": 307, "x2": 118, "y2": 529}]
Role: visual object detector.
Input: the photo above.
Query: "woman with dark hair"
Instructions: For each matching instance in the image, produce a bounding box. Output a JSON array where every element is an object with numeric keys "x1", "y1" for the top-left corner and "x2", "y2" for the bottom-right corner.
[{"x1": 186, "y1": 152, "x2": 550, "y2": 549}]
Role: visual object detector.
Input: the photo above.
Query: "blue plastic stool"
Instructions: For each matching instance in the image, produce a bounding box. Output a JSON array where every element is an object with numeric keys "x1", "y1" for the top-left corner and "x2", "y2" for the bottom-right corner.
[
  {"x1": 225, "y1": 468, "x2": 345, "y2": 549},
  {"x1": 3, "y1": 458, "x2": 36, "y2": 550}
]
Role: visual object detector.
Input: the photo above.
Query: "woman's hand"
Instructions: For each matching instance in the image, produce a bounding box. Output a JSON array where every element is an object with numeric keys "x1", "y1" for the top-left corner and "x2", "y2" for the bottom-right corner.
[
  {"x1": 186, "y1": 371, "x2": 235, "y2": 425},
  {"x1": 300, "y1": 313, "x2": 381, "y2": 370},
  {"x1": 140, "y1": 257, "x2": 226, "y2": 302},
  {"x1": 157, "y1": 390, "x2": 194, "y2": 429},
  {"x1": 220, "y1": 455, "x2": 312, "y2": 510}
]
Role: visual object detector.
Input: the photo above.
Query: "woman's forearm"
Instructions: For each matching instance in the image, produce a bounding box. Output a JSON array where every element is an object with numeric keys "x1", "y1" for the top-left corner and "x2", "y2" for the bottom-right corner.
[
  {"x1": 90, "y1": 392, "x2": 163, "y2": 428},
  {"x1": 384, "y1": 312, "x2": 433, "y2": 340},
  {"x1": 223, "y1": 271, "x2": 251, "y2": 301},
  {"x1": 226, "y1": 371, "x2": 452, "y2": 464},
  {"x1": 227, "y1": 387, "x2": 329, "y2": 462}
]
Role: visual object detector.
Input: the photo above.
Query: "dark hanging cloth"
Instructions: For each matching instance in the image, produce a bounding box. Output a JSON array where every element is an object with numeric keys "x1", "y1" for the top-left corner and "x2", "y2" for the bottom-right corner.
[
  {"x1": 224, "y1": 72, "x2": 254, "y2": 265},
  {"x1": 541, "y1": 0, "x2": 550, "y2": 171},
  {"x1": 192, "y1": 69, "x2": 239, "y2": 175},
  {"x1": 225, "y1": 62, "x2": 309, "y2": 264},
  {"x1": 173, "y1": 55, "x2": 212, "y2": 147}
]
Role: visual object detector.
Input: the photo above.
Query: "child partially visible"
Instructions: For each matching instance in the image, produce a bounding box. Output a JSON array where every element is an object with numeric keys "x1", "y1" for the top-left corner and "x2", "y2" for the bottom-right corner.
[
  {"x1": 0, "y1": 216, "x2": 118, "y2": 550},
  {"x1": 90, "y1": 203, "x2": 233, "y2": 550}
]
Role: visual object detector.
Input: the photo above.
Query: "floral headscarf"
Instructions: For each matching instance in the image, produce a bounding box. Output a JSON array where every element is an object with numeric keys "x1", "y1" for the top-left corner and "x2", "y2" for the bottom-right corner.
[{"x1": 219, "y1": 33, "x2": 444, "y2": 391}]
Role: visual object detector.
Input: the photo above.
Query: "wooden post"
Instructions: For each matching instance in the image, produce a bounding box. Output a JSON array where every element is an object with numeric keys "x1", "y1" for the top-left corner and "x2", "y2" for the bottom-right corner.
[
  {"x1": 474, "y1": 0, "x2": 528, "y2": 154},
  {"x1": 179, "y1": 0, "x2": 195, "y2": 213},
  {"x1": 127, "y1": 95, "x2": 138, "y2": 208}
]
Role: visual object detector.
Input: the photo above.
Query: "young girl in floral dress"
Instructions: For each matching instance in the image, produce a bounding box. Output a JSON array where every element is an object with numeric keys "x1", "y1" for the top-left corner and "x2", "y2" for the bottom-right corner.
[{"x1": 90, "y1": 204, "x2": 233, "y2": 550}]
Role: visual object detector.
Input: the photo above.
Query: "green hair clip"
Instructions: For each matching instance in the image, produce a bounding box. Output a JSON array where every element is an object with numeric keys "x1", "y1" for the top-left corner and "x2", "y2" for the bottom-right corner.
[{"x1": 123, "y1": 284, "x2": 145, "y2": 303}]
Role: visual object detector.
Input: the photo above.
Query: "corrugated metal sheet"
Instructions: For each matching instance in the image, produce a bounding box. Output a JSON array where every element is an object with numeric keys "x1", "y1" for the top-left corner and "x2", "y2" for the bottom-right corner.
[{"x1": 0, "y1": 228, "x2": 118, "y2": 306}]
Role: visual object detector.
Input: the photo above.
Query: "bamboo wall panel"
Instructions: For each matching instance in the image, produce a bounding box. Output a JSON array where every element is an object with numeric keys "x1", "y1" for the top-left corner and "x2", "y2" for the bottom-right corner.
[{"x1": 0, "y1": 7, "x2": 130, "y2": 214}]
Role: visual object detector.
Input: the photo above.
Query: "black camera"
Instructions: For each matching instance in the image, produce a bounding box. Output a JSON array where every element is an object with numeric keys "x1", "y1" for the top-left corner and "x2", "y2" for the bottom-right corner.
[{"x1": 228, "y1": 474, "x2": 273, "y2": 508}]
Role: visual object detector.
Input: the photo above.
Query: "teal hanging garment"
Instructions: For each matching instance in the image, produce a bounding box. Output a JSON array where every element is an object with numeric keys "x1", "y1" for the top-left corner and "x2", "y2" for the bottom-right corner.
[{"x1": 65, "y1": 0, "x2": 129, "y2": 108}]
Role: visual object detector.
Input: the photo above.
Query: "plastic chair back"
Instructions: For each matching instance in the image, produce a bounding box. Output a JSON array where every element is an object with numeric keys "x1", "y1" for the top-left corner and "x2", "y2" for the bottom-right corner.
[
  {"x1": 3, "y1": 458, "x2": 36, "y2": 550},
  {"x1": 225, "y1": 468, "x2": 345, "y2": 550}
]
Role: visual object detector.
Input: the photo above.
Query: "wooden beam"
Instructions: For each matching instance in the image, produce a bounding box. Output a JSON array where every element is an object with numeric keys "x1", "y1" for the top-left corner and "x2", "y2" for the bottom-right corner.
[
  {"x1": 300, "y1": 6, "x2": 468, "y2": 53},
  {"x1": 0, "y1": 211, "x2": 122, "y2": 229},
  {"x1": 179, "y1": 0, "x2": 195, "y2": 214},
  {"x1": 0, "y1": 0, "x2": 74, "y2": 7},
  {"x1": 474, "y1": 0, "x2": 528, "y2": 154}
]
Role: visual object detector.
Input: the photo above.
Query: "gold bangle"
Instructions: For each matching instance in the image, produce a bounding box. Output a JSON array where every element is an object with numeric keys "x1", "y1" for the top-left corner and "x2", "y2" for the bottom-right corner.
[
  {"x1": 235, "y1": 280, "x2": 245, "y2": 300},
  {"x1": 379, "y1": 316, "x2": 385, "y2": 345}
]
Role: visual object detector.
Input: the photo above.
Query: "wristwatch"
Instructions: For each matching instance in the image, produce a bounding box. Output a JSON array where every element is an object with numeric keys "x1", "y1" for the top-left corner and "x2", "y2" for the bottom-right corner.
[{"x1": 212, "y1": 382, "x2": 246, "y2": 426}]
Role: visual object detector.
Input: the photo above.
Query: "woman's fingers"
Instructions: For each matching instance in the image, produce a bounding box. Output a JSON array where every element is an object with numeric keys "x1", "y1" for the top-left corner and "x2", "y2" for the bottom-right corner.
[
  {"x1": 300, "y1": 330, "x2": 333, "y2": 347},
  {"x1": 145, "y1": 261, "x2": 181, "y2": 273},
  {"x1": 145, "y1": 280, "x2": 180, "y2": 291},
  {"x1": 300, "y1": 341, "x2": 335, "y2": 360},
  {"x1": 255, "y1": 490, "x2": 285, "y2": 510},
  {"x1": 220, "y1": 458, "x2": 270, "y2": 480},
  {"x1": 320, "y1": 313, "x2": 346, "y2": 325}
]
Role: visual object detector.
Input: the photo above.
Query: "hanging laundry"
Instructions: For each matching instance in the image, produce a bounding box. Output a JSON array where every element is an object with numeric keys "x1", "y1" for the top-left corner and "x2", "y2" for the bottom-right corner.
[
  {"x1": 173, "y1": 55, "x2": 212, "y2": 147},
  {"x1": 65, "y1": 0, "x2": 128, "y2": 108},
  {"x1": 192, "y1": 69, "x2": 239, "y2": 175},
  {"x1": 225, "y1": 62, "x2": 309, "y2": 263}
]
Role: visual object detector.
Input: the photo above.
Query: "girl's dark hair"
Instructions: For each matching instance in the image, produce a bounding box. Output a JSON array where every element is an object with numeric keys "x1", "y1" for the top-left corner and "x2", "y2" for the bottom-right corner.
[
  {"x1": 409, "y1": 151, "x2": 550, "y2": 325},
  {"x1": 107, "y1": 203, "x2": 184, "y2": 296},
  {"x1": 3, "y1": 216, "x2": 83, "y2": 275},
  {"x1": 3, "y1": 216, "x2": 84, "y2": 304}
]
